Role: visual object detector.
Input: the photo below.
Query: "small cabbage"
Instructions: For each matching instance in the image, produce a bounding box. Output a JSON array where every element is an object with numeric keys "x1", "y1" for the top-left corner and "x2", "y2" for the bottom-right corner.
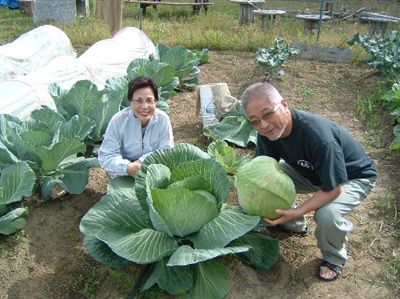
[{"x1": 235, "y1": 156, "x2": 296, "y2": 219}]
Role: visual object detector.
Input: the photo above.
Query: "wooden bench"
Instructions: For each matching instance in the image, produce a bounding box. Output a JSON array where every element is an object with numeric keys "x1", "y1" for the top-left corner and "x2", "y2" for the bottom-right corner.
[{"x1": 125, "y1": 0, "x2": 213, "y2": 16}]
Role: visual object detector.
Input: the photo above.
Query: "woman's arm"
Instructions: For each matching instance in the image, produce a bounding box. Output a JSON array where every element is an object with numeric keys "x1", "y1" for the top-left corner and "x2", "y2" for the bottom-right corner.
[{"x1": 98, "y1": 119, "x2": 131, "y2": 178}]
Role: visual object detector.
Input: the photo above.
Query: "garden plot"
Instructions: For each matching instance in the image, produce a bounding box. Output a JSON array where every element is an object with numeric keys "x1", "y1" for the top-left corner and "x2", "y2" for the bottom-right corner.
[{"x1": 1, "y1": 51, "x2": 399, "y2": 299}]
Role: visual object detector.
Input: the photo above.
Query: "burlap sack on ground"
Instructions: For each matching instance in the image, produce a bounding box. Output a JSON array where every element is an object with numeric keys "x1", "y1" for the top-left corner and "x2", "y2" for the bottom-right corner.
[{"x1": 196, "y1": 82, "x2": 239, "y2": 119}]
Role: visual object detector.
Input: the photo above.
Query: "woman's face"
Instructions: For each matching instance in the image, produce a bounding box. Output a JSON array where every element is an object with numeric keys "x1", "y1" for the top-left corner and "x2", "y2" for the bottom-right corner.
[{"x1": 130, "y1": 86, "x2": 156, "y2": 127}]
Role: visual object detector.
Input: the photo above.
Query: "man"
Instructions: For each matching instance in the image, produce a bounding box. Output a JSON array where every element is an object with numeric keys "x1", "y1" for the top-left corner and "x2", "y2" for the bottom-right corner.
[{"x1": 241, "y1": 82, "x2": 377, "y2": 281}]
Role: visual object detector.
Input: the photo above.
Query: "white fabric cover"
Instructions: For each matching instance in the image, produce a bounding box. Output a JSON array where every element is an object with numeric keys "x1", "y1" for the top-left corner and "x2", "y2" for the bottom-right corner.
[
  {"x1": 0, "y1": 26, "x2": 156, "y2": 120},
  {"x1": 0, "y1": 80, "x2": 55, "y2": 120},
  {"x1": 79, "y1": 27, "x2": 156, "y2": 89},
  {"x1": 0, "y1": 25, "x2": 75, "y2": 81}
]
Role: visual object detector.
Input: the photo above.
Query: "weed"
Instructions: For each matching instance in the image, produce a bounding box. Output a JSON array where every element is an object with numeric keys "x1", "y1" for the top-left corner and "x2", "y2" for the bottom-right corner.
[
  {"x1": 0, "y1": 233, "x2": 23, "y2": 258},
  {"x1": 108, "y1": 266, "x2": 168, "y2": 298},
  {"x1": 298, "y1": 84, "x2": 314, "y2": 98},
  {"x1": 382, "y1": 254, "x2": 400, "y2": 293},
  {"x1": 71, "y1": 267, "x2": 102, "y2": 299},
  {"x1": 374, "y1": 189, "x2": 399, "y2": 226},
  {"x1": 295, "y1": 84, "x2": 315, "y2": 111},
  {"x1": 108, "y1": 266, "x2": 141, "y2": 293},
  {"x1": 356, "y1": 85, "x2": 386, "y2": 121}
]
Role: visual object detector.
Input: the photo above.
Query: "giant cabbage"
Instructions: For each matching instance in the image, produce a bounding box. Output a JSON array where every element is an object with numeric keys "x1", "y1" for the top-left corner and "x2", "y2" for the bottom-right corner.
[
  {"x1": 235, "y1": 156, "x2": 296, "y2": 219},
  {"x1": 80, "y1": 144, "x2": 280, "y2": 299}
]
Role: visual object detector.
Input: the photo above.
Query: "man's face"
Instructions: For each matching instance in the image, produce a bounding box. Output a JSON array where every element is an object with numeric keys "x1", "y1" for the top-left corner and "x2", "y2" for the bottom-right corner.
[{"x1": 245, "y1": 97, "x2": 291, "y2": 141}]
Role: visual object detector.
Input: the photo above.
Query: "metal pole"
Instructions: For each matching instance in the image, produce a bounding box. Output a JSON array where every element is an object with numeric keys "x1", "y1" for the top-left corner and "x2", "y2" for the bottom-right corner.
[
  {"x1": 138, "y1": 1, "x2": 142, "y2": 29},
  {"x1": 317, "y1": 0, "x2": 324, "y2": 41}
]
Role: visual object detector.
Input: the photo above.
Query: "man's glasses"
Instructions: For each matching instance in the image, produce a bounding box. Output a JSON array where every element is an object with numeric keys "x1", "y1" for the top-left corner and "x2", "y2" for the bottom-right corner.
[
  {"x1": 249, "y1": 103, "x2": 281, "y2": 127},
  {"x1": 132, "y1": 98, "x2": 156, "y2": 106}
]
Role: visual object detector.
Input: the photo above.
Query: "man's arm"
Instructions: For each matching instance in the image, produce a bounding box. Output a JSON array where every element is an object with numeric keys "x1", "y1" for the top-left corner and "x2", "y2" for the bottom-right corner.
[{"x1": 266, "y1": 185, "x2": 342, "y2": 226}]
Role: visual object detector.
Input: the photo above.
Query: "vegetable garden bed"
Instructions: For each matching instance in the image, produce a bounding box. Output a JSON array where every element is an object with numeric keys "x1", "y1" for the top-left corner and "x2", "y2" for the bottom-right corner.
[{"x1": 1, "y1": 51, "x2": 399, "y2": 298}]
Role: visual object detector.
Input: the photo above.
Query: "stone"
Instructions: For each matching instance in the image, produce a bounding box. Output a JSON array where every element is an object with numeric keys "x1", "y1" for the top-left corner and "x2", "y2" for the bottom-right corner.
[
  {"x1": 33, "y1": 0, "x2": 75, "y2": 25},
  {"x1": 292, "y1": 43, "x2": 352, "y2": 64}
]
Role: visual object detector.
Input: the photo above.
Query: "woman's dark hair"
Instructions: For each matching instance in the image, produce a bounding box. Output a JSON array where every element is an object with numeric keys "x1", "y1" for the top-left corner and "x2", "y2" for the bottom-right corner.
[{"x1": 127, "y1": 76, "x2": 158, "y2": 101}]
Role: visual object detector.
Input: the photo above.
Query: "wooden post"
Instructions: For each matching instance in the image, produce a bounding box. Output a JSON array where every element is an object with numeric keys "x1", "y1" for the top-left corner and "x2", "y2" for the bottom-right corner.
[
  {"x1": 95, "y1": 0, "x2": 123, "y2": 35},
  {"x1": 239, "y1": 3, "x2": 254, "y2": 24},
  {"x1": 19, "y1": 0, "x2": 34, "y2": 16}
]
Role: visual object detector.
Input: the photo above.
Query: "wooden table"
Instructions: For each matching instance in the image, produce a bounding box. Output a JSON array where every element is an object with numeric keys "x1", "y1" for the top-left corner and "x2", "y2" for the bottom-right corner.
[
  {"x1": 360, "y1": 16, "x2": 398, "y2": 36},
  {"x1": 295, "y1": 14, "x2": 331, "y2": 35},
  {"x1": 253, "y1": 9, "x2": 286, "y2": 29},
  {"x1": 230, "y1": 0, "x2": 265, "y2": 25}
]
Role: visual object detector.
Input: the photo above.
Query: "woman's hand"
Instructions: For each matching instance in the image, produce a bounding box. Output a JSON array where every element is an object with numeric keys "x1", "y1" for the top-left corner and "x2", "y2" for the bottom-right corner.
[{"x1": 127, "y1": 160, "x2": 142, "y2": 177}]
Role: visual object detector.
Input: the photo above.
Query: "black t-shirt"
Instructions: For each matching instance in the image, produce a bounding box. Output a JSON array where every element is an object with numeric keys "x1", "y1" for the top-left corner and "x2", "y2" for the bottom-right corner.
[{"x1": 255, "y1": 109, "x2": 377, "y2": 192}]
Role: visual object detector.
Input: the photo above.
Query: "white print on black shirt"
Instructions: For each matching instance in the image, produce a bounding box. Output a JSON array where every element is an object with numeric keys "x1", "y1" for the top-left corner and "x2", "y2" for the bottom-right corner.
[{"x1": 297, "y1": 160, "x2": 314, "y2": 170}]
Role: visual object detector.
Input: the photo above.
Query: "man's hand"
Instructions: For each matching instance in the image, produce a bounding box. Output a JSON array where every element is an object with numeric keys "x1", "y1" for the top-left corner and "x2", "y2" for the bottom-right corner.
[
  {"x1": 265, "y1": 185, "x2": 343, "y2": 226},
  {"x1": 265, "y1": 208, "x2": 302, "y2": 226},
  {"x1": 127, "y1": 160, "x2": 142, "y2": 177}
]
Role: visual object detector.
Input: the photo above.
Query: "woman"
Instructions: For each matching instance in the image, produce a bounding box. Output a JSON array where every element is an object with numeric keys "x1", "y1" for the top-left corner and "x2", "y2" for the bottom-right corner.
[{"x1": 98, "y1": 76, "x2": 174, "y2": 178}]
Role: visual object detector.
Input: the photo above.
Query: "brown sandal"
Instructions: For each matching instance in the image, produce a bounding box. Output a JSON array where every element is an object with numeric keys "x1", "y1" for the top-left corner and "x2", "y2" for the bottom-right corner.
[{"x1": 317, "y1": 260, "x2": 342, "y2": 281}]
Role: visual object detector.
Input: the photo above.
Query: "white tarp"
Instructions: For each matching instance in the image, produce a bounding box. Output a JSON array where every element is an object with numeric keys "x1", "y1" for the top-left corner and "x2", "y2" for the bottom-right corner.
[
  {"x1": 0, "y1": 26, "x2": 156, "y2": 120},
  {"x1": 78, "y1": 27, "x2": 156, "y2": 89},
  {"x1": 0, "y1": 25, "x2": 76, "y2": 81},
  {"x1": 0, "y1": 80, "x2": 53, "y2": 120}
]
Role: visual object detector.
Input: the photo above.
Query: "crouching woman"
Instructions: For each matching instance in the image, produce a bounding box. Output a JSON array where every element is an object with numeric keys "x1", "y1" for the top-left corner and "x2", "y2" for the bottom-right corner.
[{"x1": 98, "y1": 76, "x2": 174, "y2": 179}]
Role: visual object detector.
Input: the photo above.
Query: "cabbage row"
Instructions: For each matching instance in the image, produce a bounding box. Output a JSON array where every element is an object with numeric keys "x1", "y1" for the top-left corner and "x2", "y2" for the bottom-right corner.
[{"x1": 0, "y1": 44, "x2": 208, "y2": 235}]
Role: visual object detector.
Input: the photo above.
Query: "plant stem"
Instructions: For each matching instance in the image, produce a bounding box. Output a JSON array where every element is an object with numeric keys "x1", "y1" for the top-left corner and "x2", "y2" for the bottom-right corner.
[{"x1": 127, "y1": 264, "x2": 155, "y2": 299}]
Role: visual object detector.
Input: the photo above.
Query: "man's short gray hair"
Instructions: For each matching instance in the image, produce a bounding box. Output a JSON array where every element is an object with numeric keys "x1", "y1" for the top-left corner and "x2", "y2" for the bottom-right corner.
[{"x1": 241, "y1": 82, "x2": 283, "y2": 111}]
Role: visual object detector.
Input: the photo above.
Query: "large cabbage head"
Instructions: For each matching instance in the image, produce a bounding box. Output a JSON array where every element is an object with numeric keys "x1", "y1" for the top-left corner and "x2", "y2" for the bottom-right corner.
[{"x1": 235, "y1": 156, "x2": 296, "y2": 219}]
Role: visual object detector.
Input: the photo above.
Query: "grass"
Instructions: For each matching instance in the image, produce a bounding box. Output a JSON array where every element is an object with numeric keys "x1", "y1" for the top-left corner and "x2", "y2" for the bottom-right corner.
[
  {"x1": 1, "y1": 0, "x2": 400, "y2": 52},
  {"x1": 354, "y1": 80, "x2": 400, "y2": 293}
]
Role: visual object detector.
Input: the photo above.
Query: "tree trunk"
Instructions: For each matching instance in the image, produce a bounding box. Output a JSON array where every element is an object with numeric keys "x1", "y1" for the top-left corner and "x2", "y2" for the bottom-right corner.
[{"x1": 95, "y1": 0, "x2": 122, "y2": 35}]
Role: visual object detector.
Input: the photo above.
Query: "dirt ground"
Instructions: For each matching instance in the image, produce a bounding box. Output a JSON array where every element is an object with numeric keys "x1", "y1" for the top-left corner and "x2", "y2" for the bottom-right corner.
[{"x1": 1, "y1": 51, "x2": 399, "y2": 299}]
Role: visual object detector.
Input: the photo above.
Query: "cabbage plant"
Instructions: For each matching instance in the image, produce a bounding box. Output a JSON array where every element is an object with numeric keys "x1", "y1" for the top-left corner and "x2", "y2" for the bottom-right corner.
[
  {"x1": 0, "y1": 109, "x2": 98, "y2": 201},
  {"x1": 203, "y1": 102, "x2": 257, "y2": 148},
  {"x1": 207, "y1": 140, "x2": 251, "y2": 176},
  {"x1": 348, "y1": 31, "x2": 400, "y2": 78},
  {"x1": 154, "y1": 43, "x2": 209, "y2": 89},
  {"x1": 256, "y1": 37, "x2": 300, "y2": 78},
  {"x1": 236, "y1": 156, "x2": 296, "y2": 219},
  {"x1": 80, "y1": 144, "x2": 279, "y2": 298},
  {"x1": 49, "y1": 80, "x2": 121, "y2": 143},
  {"x1": 0, "y1": 162, "x2": 35, "y2": 235}
]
